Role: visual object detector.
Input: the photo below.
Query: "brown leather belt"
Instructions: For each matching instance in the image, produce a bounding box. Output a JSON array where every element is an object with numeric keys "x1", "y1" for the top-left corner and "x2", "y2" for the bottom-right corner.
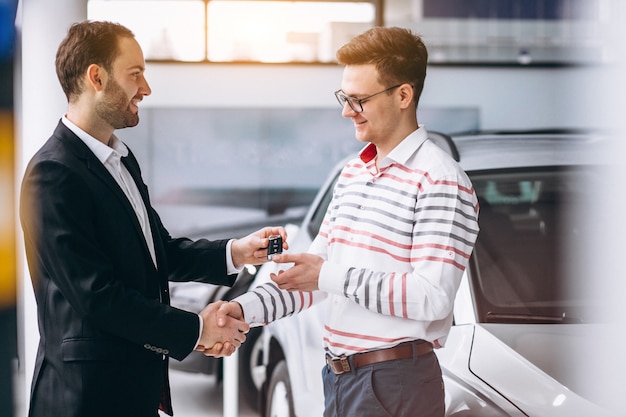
[{"x1": 326, "y1": 340, "x2": 433, "y2": 375}]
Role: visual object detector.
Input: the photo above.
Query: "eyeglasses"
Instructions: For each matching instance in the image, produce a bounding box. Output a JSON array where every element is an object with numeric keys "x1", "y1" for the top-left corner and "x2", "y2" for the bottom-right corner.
[{"x1": 334, "y1": 84, "x2": 403, "y2": 113}]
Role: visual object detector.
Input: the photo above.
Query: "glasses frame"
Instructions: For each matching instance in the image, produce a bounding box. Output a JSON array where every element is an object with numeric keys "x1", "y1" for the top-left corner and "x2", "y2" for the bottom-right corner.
[{"x1": 334, "y1": 84, "x2": 404, "y2": 113}]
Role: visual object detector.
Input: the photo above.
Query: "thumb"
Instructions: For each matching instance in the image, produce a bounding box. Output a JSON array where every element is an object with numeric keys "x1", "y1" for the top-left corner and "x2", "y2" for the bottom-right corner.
[
  {"x1": 216, "y1": 303, "x2": 229, "y2": 327},
  {"x1": 270, "y1": 253, "x2": 295, "y2": 264}
]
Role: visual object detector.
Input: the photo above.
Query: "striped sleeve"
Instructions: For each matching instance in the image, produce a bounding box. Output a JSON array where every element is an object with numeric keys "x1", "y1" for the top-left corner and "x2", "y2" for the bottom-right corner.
[
  {"x1": 319, "y1": 166, "x2": 479, "y2": 323},
  {"x1": 235, "y1": 282, "x2": 328, "y2": 325}
]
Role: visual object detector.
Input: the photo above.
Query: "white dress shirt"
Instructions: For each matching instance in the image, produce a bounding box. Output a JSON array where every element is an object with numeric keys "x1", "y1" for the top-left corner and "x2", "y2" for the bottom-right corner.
[{"x1": 62, "y1": 116, "x2": 242, "y2": 347}]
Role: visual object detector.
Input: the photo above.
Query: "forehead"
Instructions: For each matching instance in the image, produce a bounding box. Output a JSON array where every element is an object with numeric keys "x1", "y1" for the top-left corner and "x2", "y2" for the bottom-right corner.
[
  {"x1": 341, "y1": 64, "x2": 380, "y2": 94},
  {"x1": 112, "y1": 36, "x2": 146, "y2": 71}
]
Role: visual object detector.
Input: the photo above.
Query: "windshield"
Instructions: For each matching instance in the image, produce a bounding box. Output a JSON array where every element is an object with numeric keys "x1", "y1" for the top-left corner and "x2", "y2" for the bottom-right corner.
[{"x1": 470, "y1": 166, "x2": 595, "y2": 324}]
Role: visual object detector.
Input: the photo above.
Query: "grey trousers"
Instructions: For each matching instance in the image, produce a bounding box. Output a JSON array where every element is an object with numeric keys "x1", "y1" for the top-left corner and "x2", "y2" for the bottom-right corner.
[{"x1": 322, "y1": 350, "x2": 444, "y2": 417}]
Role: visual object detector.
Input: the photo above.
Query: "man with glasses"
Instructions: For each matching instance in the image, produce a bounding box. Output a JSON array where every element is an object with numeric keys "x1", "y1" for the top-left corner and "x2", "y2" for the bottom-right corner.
[{"x1": 217, "y1": 26, "x2": 479, "y2": 417}]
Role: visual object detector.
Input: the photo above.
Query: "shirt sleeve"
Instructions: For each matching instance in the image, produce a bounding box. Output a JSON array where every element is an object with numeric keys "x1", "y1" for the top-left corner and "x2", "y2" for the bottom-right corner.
[
  {"x1": 225, "y1": 239, "x2": 243, "y2": 275},
  {"x1": 317, "y1": 170, "x2": 479, "y2": 323},
  {"x1": 234, "y1": 283, "x2": 328, "y2": 325},
  {"x1": 194, "y1": 314, "x2": 203, "y2": 349}
]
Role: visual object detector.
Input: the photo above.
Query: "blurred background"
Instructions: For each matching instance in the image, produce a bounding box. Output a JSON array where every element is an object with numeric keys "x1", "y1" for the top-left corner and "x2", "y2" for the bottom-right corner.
[
  {"x1": 3, "y1": 0, "x2": 626, "y2": 416},
  {"x1": 1, "y1": 1, "x2": 18, "y2": 417}
]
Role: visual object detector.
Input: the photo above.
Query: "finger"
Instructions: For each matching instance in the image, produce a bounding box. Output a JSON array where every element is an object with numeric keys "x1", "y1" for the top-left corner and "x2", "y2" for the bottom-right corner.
[
  {"x1": 270, "y1": 253, "x2": 296, "y2": 263},
  {"x1": 270, "y1": 270, "x2": 288, "y2": 285},
  {"x1": 202, "y1": 343, "x2": 223, "y2": 357},
  {"x1": 254, "y1": 249, "x2": 268, "y2": 260},
  {"x1": 216, "y1": 303, "x2": 233, "y2": 327},
  {"x1": 219, "y1": 343, "x2": 236, "y2": 357},
  {"x1": 238, "y1": 321, "x2": 250, "y2": 334},
  {"x1": 270, "y1": 272, "x2": 281, "y2": 284},
  {"x1": 270, "y1": 253, "x2": 284, "y2": 263},
  {"x1": 278, "y1": 229, "x2": 289, "y2": 250},
  {"x1": 270, "y1": 276, "x2": 289, "y2": 291}
]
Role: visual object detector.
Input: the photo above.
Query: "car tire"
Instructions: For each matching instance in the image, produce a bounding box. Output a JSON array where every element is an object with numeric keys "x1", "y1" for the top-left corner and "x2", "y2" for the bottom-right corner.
[
  {"x1": 265, "y1": 359, "x2": 295, "y2": 417},
  {"x1": 238, "y1": 326, "x2": 263, "y2": 410}
]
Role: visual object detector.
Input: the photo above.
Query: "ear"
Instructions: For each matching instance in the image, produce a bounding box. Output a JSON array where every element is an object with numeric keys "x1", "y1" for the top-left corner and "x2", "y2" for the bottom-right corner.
[
  {"x1": 87, "y1": 64, "x2": 106, "y2": 91},
  {"x1": 398, "y1": 83, "x2": 414, "y2": 110}
]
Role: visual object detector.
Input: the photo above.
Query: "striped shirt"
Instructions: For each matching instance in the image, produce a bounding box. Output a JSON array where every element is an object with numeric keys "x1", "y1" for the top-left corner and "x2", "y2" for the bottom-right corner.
[{"x1": 236, "y1": 126, "x2": 479, "y2": 356}]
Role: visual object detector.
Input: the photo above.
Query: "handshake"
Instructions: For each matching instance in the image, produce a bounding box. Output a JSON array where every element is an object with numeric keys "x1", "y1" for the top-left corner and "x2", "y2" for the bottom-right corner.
[
  {"x1": 191, "y1": 224, "x2": 326, "y2": 358},
  {"x1": 191, "y1": 226, "x2": 287, "y2": 357},
  {"x1": 195, "y1": 300, "x2": 248, "y2": 357}
]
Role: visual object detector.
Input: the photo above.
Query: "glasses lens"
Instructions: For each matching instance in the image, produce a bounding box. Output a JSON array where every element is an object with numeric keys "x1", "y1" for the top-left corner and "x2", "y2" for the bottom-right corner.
[{"x1": 334, "y1": 91, "x2": 361, "y2": 113}]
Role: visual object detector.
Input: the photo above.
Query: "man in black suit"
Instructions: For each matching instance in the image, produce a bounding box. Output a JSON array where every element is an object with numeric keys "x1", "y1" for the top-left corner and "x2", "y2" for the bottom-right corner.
[{"x1": 19, "y1": 20, "x2": 286, "y2": 417}]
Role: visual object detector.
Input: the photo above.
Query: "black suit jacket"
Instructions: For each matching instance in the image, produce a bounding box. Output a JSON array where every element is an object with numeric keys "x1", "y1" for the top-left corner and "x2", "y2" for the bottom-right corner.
[{"x1": 20, "y1": 121, "x2": 236, "y2": 417}]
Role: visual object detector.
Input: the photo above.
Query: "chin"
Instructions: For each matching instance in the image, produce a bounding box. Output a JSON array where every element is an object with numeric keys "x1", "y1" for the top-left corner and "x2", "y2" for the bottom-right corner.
[{"x1": 354, "y1": 133, "x2": 369, "y2": 143}]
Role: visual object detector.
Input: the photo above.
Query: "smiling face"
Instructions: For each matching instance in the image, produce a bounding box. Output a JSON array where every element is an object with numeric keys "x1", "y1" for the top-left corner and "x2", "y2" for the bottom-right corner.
[
  {"x1": 339, "y1": 64, "x2": 406, "y2": 151},
  {"x1": 95, "y1": 36, "x2": 151, "y2": 130}
]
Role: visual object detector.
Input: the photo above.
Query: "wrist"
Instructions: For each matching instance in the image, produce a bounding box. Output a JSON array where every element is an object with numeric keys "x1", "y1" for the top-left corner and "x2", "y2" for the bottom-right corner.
[
  {"x1": 230, "y1": 238, "x2": 243, "y2": 268},
  {"x1": 233, "y1": 301, "x2": 245, "y2": 321}
]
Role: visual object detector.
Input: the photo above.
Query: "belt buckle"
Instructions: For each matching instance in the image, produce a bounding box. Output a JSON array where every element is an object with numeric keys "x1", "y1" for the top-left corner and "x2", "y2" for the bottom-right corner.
[{"x1": 328, "y1": 356, "x2": 351, "y2": 375}]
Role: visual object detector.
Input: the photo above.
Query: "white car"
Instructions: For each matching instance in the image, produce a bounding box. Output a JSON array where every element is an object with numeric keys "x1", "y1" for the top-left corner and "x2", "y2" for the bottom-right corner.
[{"x1": 248, "y1": 130, "x2": 619, "y2": 417}]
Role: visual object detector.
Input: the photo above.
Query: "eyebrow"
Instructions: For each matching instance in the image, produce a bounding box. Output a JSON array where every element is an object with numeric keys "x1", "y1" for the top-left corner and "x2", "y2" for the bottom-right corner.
[
  {"x1": 338, "y1": 90, "x2": 358, "y2": 98},
  {"x1": 126, "y1": 64, "x2": 145, "y2": 73}
]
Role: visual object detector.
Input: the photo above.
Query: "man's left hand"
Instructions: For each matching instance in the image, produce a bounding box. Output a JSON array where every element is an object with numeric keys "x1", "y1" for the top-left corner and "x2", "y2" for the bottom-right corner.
[{"x1": 269, "y1": 253, "x2": 323, "y2": 292}]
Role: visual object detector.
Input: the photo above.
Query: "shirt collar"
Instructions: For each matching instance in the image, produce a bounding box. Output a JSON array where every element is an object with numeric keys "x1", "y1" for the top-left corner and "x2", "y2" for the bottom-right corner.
[
  {"x1": 61, "y1": 116, "x2": 129, "y2": 165},
  {"x1": 358, "y1": 125, "x2": 428, "y2": 168}
]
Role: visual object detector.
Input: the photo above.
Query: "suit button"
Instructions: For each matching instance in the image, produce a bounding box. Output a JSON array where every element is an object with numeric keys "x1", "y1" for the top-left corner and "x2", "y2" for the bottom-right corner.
[
  {"x1": 144, "y1": 344, "x2": 151, "y2": 350},
  {"x1": 162, "y1": 349, "x2": 169, "y2": 355}
]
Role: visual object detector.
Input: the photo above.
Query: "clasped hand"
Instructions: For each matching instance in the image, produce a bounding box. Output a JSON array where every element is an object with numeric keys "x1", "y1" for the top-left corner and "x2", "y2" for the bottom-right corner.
[
  {"x1": 195, "y1": 301, "x2": 248, "y2": 357},
  {"x1": 196, "y1": 226, "x2": 288, "y2": 356},
  {"x1": 196, "y1": 301, "x2": 250, "y2": 358}
]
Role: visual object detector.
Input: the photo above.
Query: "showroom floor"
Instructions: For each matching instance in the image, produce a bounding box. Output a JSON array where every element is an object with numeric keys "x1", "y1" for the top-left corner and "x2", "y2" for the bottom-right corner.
[
  {"x1": 160, "y1": 369, "x2": 260, "y2": 417},
  {"x1": 14, "y1": 368, "x2": 260, "y2": 417}
]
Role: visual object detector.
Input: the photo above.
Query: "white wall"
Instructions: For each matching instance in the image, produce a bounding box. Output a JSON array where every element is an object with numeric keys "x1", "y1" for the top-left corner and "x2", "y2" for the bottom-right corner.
[{"x1": 141, "y1": 63, "x2": 606, "y2": 132}]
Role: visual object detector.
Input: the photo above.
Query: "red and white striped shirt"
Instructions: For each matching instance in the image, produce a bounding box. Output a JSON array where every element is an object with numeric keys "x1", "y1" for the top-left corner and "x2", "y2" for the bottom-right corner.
[{"x1": 237, "y1": 126, "x2": 479, "y2": 356}]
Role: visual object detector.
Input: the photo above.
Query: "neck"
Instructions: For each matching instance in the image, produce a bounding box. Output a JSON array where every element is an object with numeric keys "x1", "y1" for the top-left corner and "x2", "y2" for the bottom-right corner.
[
  {"x1": 375, "y1": 121, "x2": 419, "y2": 163},
  {"x1": 66, "y1": 106, "x2": 114, "y2": 145}
]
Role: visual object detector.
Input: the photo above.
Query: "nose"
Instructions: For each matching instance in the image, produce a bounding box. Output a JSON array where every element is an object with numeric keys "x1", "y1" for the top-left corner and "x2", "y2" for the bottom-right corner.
[
  {"x1": 140, "y1": 76, "x2": 152, "y2": 97},
  {"x1": 341, "y1": 101, "x2": 356, "y2": 118}
]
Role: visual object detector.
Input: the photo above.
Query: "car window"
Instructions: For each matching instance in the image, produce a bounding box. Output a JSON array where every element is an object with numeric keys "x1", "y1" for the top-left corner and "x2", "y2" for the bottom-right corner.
[
  {"x1": 307, "y1": 175, "x2": 339, "y2": 239},
  {"x1": 470, "y1": 166, "x2": 594, "y2": 324}
]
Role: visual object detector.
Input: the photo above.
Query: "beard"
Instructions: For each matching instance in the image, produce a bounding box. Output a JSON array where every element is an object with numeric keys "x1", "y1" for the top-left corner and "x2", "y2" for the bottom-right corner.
[{"x1": 95, "y1": 78, "x2": 140, "y2": 129}]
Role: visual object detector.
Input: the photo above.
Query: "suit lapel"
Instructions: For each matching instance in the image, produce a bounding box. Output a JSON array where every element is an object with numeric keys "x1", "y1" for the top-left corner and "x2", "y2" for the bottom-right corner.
[
  {"x1": 54, "y1": 122, "x2": 159, "y2": 273},
  {"x1": 122, "y1": 149, "x2": 170, "y2": 286}
]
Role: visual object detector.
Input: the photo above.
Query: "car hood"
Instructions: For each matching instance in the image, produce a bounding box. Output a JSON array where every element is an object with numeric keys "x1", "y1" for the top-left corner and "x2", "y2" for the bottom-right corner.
[{"x1": 470, "y1": 323, "x2": 616, "y2": 417}]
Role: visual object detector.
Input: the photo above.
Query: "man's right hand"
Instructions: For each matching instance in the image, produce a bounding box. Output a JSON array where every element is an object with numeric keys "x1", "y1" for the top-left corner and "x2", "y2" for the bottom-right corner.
[
  {"x1": 216, "y1": 301, "x2": 245, "y2": 327},
  {"x1": 196, "y1": 301, "x2": 249, "y2": 357}
]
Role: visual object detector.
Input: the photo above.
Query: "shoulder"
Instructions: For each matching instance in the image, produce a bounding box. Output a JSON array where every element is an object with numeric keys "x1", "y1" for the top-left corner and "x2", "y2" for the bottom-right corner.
[{"x1": 416, "y1": 140, "x2": 468, "y2": 178}]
